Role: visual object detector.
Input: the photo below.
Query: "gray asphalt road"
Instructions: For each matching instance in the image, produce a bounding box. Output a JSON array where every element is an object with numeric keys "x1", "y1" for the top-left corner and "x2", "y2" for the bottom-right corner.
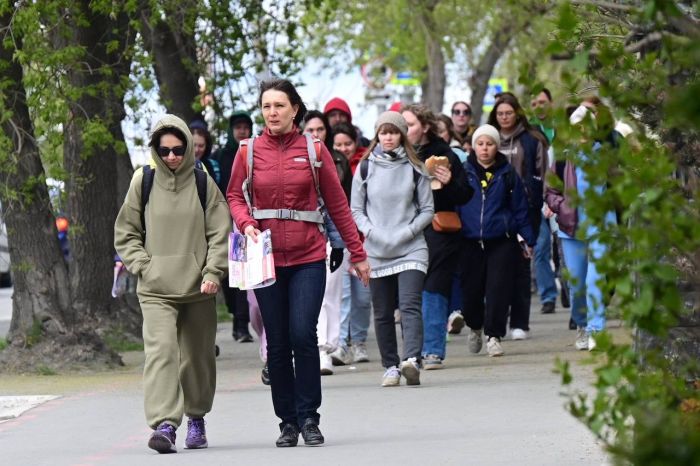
[{"x1": 0, "y1": 303, "x2": 609, "y2": 466}]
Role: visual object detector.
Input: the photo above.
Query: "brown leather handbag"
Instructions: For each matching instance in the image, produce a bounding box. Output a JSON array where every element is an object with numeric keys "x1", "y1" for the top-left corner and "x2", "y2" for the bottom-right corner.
[{"x1": 432, "y1": 211, "x2": 462, "y2": 233}]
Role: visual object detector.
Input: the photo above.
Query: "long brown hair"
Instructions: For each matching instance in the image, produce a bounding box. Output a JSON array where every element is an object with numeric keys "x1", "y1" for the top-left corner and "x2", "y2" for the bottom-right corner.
[{"x1": 362, "y1": 123, "x2": 425, "y2": 172}]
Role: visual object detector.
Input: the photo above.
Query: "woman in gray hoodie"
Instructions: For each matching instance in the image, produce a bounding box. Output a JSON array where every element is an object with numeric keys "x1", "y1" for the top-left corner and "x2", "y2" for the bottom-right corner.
[{"x1": 351, "y1": 111, "x2": 434, "y2": 387}]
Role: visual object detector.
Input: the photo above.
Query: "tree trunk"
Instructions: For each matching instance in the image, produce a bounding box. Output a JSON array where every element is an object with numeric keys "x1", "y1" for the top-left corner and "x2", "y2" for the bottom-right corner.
[
  {"x1": 414, "y1": 0, "x2": 446, "y2": 112},
  {"x1": 0, "y1": 10, "x2": 120, "y2": 372},
  {"x1": 468, "y1": 28, "x2": 517, "y2": 125},
  {"x1": 467, "y1": 3, "x2": 551, "y2": 124},
  {"x1": 61, "y1": 4, "x2": 141, "y2": 339},
  {"x1": 139, "y1": 2, "x2": 202, "y2": 124}
]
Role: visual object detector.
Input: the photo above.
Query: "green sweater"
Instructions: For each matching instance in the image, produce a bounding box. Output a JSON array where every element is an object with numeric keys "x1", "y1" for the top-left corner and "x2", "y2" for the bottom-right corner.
[{"x1": 114, "y1": 114, "x2": 231, "y2": 302}]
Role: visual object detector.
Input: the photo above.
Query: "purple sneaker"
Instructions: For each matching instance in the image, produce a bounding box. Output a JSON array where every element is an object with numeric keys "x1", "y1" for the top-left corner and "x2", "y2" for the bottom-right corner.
[
  {"x1": 185, "y1": 417, "x2": 208, "y2": 449},
  {"x1": 148, "y1": 422, "x2": 177, "y2": 454}
]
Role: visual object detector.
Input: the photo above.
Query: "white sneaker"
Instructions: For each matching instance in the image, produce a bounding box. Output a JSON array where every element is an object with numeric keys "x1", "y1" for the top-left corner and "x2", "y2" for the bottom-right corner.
[
  {"x1": 575, "y1": 327, "x2": 588, "y2": 351},
  {"x1": 588, "y1": 335, "x2": 597, "y2": 352},
  {"x1": 381, "y1": 366, "x2": 401, "y2": 387},
  {"x1": 319, "y1": 350, "x2": 333, "y2": 375},
  {"x1": 447, "y1": 311, "x2": 465, "y2": 335},
  {"x1": 486, "y1": 337, "x2": 504, "y2": 357},
  {"x1": 351, "y1": 342, "x2": 369, "y2": 363},
  {"x1": 511, "y1": 328, "x2": 529, "y2": 340},
  {"x1": 467, "y1": 328, "x2": 483, "y2": 354},
  {"x1": 400, "y1": 357, "x2": 421, "y2": 385},
  {"x1": 329, "y1": 346, "x2": 352, "y2": 366}
]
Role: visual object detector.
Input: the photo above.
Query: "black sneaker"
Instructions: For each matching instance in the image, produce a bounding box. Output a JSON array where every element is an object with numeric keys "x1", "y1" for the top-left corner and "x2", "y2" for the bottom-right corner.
[
  {"x1": 560, "y1": 285, "x2": 571, "y2": 308},
  {"x1": 233, "y1": 329, "x2": 254, "y2": 342},
  {"x1": 300, "y1": 419, "x2": 324, "y2": 446},
  {"x1": 276, "y1": 423, "x2": 299, "y2": 447},
  {"x1": 261, "y1": 364, "x2": 271, "y2": 386},
  {"x1": 541, "y1": 301, "x2": 555, "y2": 314}
]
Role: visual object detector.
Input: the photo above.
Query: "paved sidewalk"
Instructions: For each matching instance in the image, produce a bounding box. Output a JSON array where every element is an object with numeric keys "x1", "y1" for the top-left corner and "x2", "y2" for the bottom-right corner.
[{"x1": 0, "y1": 303, "x2": 609, "y2": 465}]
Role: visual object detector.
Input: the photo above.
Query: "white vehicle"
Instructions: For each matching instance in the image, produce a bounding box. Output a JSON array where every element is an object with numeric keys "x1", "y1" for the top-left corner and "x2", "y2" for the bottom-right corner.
[{"x1": 0, "y1": 205, "x2": 11, "y2": 287}]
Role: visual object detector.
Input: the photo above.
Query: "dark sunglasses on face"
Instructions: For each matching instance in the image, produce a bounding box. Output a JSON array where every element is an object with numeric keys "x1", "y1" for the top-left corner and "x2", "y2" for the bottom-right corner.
[
  {"x1": 157, "y1": 146, "x2": 186, "y2": 157},
  {"x1": 452, "y1": 109, "x2": 471, "y2": 117}
]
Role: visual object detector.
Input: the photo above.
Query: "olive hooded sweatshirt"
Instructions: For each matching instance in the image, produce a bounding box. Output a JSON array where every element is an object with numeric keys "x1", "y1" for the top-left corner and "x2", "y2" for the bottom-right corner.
[{"x1": 114, "y1": 114, "x2": 231, "y2": 302}]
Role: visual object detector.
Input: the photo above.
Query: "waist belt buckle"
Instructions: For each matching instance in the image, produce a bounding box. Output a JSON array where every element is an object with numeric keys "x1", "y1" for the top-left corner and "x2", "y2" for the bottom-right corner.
[{"x1": 277, "y1": 209, "x2": 293, "y2": 220}]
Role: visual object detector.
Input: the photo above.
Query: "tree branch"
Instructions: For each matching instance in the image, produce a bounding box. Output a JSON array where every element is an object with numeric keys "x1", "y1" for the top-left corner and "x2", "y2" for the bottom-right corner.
[{"x1": 570, "y1": 0, "x2": 635, "y2": 11}]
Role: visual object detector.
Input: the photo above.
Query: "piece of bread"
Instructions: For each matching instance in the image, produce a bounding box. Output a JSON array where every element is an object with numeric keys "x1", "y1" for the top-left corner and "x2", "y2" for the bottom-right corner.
[{"x1": 424, "y1": 155, "x2": 450, "y2": 175}]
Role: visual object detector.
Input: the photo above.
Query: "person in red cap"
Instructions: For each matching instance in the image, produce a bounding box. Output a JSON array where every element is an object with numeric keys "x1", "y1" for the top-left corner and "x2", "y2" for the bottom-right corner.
[
  {"x1": 324, "y1": 97, "x2": 370, "y2": 147},
  {"x1": 324, "y1": 97, "x2": 353, "y2": 127}
]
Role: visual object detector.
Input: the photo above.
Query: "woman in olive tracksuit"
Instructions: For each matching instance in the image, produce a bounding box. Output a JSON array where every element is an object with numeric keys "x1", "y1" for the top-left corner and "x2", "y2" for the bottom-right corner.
[{"x1": 115, "y1": 115, "x2": 231, "y2": 454}]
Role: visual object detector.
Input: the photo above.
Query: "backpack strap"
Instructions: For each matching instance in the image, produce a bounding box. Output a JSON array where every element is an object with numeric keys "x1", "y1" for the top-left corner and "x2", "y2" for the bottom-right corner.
[
  {"x1": 140, "y1": 165, "x2": 155, "y2": 237},
  {"x1": 304, "y1": 133, "x2": 326, "y2": 233},
  {"x1": 194, "y1": 167, "x2": 208, "y2": 213},
  {"x1": 241, "y1": 137, "x2": 255, "y2": 215}
]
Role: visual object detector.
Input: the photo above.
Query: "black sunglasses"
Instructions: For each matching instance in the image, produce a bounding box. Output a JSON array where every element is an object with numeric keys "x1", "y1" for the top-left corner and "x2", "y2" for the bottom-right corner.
[
  {"x1": 157, "y1": 146, "x2": 186, "y2": 157},
  {"x1": 452, "y1": 109, "x2": 471, "y2": 117}
]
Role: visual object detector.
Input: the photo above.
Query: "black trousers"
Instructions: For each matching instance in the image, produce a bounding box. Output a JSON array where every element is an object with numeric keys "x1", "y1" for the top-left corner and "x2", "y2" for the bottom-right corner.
[
  {"x1": 461, "y1": 238, "x2": 518, "y2": 339},
  {"x1": 508, "y1": 209, "x2": 541, "y2": 331},
  {"x1": 223, "y1": 281, "x2": 250, "y2": 332}
]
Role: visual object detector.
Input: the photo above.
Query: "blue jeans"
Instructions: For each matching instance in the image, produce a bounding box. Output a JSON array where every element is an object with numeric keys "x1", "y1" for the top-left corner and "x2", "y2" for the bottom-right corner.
[
  {"x1": 534, "y1": 218, "x2": 558, "y2": 304},
  {"x1": 559, "y1": 237, "x2": 606, "y2": 333},
  {"x1": 421, "y1": 291, "x2": 449, "y2": 358},
  {"x1": 339, "y1": 268, "x2": 372, "y2": 345},
  {"x1": 254, "y1": 260, "x2": 326, "y2": 427}
]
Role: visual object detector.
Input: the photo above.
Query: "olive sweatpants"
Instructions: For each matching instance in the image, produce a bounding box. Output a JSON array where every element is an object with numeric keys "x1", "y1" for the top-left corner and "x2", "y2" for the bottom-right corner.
[{"x1": 140, "y1": 297, "x2": 217, "y2": 429}]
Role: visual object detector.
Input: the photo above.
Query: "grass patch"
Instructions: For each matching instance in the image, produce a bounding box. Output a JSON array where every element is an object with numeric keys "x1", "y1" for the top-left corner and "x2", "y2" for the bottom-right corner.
[
  {"x1": 217, "y1": 304, "x2": 232, "y2": 323},
  {"x1": 0, "y1": 337, "x2": 7, "y2": 351},
  {"x1": 36, "y1": 365, "x2": 57, "y2": 376},
  {"x1": 103, "y1": 328, "x2": 143, "y2": 353}
]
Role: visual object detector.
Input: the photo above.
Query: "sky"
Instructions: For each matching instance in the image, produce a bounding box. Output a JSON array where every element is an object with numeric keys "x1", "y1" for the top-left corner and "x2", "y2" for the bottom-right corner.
[{"x1": 122, "y1": 60, "x2": 473, "y2": 167}]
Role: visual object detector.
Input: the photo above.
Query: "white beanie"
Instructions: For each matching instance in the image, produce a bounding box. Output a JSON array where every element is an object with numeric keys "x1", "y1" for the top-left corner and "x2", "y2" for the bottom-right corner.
[{"x1": 472, "y1": 124, "x2": 501, "y2": 147}]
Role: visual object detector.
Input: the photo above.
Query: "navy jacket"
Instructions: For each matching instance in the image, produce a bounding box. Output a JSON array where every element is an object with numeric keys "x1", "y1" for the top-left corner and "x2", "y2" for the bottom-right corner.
[{"x1": 458, "y1": 153, "x2": 536, "y2": 246}]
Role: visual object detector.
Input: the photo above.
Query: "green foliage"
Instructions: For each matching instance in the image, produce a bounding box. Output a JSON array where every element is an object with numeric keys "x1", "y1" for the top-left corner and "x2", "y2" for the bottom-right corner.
[
  {"x1": 542, "y1": 1, "x2": 700, "y2": 463},
  {"x1": 0, "y1": 338, "x2": 7, "y2": 351},
  {"x1": 217, "y1": 304, "x2": 232, "y2": 323}
]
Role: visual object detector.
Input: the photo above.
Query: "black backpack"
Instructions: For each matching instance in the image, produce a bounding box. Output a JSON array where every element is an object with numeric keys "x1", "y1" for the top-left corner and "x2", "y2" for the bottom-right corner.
[{"x1": 140, "y1": 165, "x2": 208, "y2": 237}]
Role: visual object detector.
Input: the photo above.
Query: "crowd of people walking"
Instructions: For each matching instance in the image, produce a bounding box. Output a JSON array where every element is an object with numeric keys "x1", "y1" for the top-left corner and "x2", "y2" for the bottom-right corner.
[{"x1": 115, "y1": 77, "x2": 622, "y2": 453}]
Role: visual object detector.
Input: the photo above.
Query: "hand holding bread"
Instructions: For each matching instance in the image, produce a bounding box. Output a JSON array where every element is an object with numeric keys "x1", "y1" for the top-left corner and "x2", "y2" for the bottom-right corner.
[{"x1": 425, "y1": 155, "x2": 451, "y2": 189}]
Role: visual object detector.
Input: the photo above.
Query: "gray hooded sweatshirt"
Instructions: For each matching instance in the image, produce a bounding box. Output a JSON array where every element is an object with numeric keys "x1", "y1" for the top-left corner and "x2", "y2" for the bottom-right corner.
[{"x1": 350, "y1": 147, "x2": 434, "y2": 278}]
